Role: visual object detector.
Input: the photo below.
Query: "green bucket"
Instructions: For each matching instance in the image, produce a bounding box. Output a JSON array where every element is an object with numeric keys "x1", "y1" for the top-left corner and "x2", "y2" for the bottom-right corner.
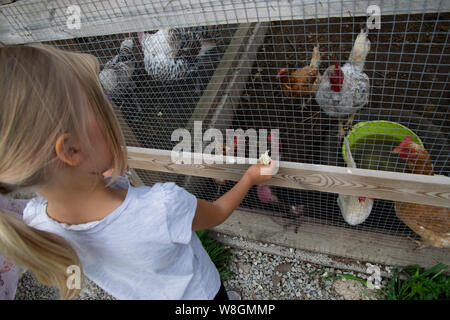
[{"x1": 342, "y1": 120, "x2": 424, "y2": 167}]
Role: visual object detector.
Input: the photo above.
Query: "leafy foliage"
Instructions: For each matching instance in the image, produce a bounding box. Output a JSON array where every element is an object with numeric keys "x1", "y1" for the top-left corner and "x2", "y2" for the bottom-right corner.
[
  {"x1": 196, "y1": 230, "x2": 233, "y2": 281},
  {"x1": 324, "y1": 263, "x2": 449, "y2": 300},
  {"x1": 380, "y1": 263, "x2": 450, "y2": 300}
]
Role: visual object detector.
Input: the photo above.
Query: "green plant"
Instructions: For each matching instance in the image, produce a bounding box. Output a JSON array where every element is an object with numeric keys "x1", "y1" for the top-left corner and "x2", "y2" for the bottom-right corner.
[
  {"x1": 196, "y1": 230, "x2": 233, "y2": 281},
  {"x1": 326, "y1": 273, "x2": 368, "y2": 286},
  {"x1": 380, "y1": 263, "x2": 450, "y2": 300},
  {"x1": 323, "y1": 263, "x2": 449, "y2": 300}
]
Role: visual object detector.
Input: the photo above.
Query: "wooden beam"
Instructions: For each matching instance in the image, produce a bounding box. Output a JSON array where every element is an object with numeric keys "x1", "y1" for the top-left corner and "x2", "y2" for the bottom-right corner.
[
  {"x1": 185, "y1": 23, "x2": 254, "y2": 133},
  {"x1": 209, "y1": 22, "x2": 269, "y2": 131},
  {"x1": 126, "y1": 146, "x2": 450, "y2": 208},
  {"x1": 0, "y1": 0, "x2": 16, "y2": 5},
  {"x1": 185, "y1": 22, "x2": 268, "y2": 132},
  {"x1": 1, "y1": 0, "x2": 448, "y2": 44},
  {"x1": 182, "y1": 22, "x2": 268, "y2": 193}
]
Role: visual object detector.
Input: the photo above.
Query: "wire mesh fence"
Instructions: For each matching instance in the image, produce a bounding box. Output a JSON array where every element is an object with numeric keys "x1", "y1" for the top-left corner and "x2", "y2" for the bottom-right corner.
[{"x1": 1, "y1": 0, "x2": 449, "y2": 254}]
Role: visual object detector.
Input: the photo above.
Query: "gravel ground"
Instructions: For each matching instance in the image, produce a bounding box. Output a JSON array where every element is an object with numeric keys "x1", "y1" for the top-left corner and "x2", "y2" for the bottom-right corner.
[
  {"x1": 216, "y1": 233, "x2": 389, "y2": 300},
  {"x1": 13, "y1": 232, "x2": 392, "y2": 300}
]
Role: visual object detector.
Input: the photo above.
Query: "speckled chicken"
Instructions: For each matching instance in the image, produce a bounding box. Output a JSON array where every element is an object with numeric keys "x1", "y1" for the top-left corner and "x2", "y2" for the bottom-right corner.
[
  {"x1": 137, "y1": 27, "x2": 219, "y2": 82},
  {"x1": 99, "y1": 37, "x2": 136, "y2": 102},
  {"x1": 315, "y1": 29, "x2": 371, "y2": 139}
]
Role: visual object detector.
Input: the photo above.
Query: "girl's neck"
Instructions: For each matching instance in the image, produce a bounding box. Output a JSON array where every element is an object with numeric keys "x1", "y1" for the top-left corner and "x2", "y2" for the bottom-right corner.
[{"x1": 38, "y1": 174, "x2": 127, "y2": 225}]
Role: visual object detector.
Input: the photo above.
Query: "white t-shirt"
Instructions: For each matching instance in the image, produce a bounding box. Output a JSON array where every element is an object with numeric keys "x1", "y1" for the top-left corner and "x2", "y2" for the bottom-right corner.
[{"x1": 22, "y1": 176, "x2": 221, "y2": 300}]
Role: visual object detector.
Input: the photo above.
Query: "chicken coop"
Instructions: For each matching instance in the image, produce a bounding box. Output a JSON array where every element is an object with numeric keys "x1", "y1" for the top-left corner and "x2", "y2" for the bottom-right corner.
[{"x1": 1, "y1": 0, "x2": 449, "y2": 269}]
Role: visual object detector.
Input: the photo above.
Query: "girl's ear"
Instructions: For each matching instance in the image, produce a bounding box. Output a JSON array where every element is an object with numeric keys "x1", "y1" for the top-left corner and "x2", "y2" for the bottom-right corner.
[{"x1": 55, "y1": 133, "x2": 82, "y2": 167}]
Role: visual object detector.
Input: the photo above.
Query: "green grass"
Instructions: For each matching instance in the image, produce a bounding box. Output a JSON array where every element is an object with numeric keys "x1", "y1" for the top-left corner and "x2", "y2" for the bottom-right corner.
[
  {"x1": 379, "y1": 263, "x2": 450, "y2": 300},
  {"x1": 196, "y1": 230, "x2": 233, "y2": 281},
  {"x1": 325, "y1": 263, "x2": 450, "y2": 300}
]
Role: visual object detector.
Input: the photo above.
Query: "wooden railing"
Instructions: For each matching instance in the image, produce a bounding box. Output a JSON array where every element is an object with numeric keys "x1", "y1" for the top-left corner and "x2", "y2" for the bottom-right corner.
[{"x1": 127, "y1": 146, "x2": 450, "y2": 208}]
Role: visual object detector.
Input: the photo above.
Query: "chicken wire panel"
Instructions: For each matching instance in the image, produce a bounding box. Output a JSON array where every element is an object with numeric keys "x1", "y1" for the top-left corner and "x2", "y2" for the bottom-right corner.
[
  {"x1": 40, "y1": 26, "x2": 237, "y2": 150},
  {"x1": 135, "y1": 168, "x2": 418, "y2": 246},
  {"x1": 1, "y1": 0, "x2": 449, "y2": 249},
  {"x1": 229, "y1": 11, "x2": 449, "y2": 247}
]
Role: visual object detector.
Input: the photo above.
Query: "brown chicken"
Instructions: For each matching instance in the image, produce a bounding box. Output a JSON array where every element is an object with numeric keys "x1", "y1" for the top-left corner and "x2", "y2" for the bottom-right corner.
[
  {"x1": 277, "y1": 46, "x2": 321, "y2": 100},
  {"x1": 392, "y1": 136, "x2": 450, "y2": 249}
]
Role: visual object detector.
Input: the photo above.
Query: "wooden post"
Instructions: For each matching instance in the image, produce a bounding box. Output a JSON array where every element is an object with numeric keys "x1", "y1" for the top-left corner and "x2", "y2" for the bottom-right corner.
[
  {"x1": 1, "y1": 0, "x2": 448, "y2": 45},
  {"x1": 182, "y1": 22, "x2": 268, "y2": 193}
]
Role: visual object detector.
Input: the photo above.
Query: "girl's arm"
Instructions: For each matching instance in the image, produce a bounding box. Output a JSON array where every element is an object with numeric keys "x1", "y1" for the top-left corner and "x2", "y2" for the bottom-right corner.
[{"x1": 192, "y1": 160, "x2": 276, "y2": 231}]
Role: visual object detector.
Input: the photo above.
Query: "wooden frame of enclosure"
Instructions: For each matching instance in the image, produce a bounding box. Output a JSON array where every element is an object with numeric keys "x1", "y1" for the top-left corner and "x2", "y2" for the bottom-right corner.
[
  {"x1": 128, "y1": 147, "x2": 450, "y2": 209},
  {"x1": 1, "y1": 0, "x2": 449, "y2": 44},
  {"x1": 2, "y1": 0, "x2": 449, "y2": 269}
]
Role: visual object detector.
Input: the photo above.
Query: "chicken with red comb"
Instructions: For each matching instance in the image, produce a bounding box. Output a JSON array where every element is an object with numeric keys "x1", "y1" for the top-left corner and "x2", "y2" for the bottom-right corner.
[
  {"x1": 277, "y1": 46, "x2": 321, "y2": 109},
  {"x1": 392, "y1": 136, "x2": 432, "y2": 174},
  {"x1": 315, "y1": 29, "x2": 371, "y2": 140},
  {"x1": 337, "y1": 137, "x2": 374, "y2": 225},
  {"x1": 329, "y1": 60, "x2": 344, "y2": 92},
  {"x1": 392, "y1": 137, "x2": 449, "y2": 249}
]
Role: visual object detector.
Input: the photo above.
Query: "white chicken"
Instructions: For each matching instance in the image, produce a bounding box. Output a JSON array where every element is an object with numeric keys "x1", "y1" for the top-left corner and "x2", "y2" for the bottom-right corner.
[
  {"x1": 137, "y1": 27, "x2": 219, "y2": 82},
  {"x1": 315, "y1": 29, "x2": 371, "y2": 139},
  {"x1": 337, "y1": 137, "x2": 374, "y2": 226},
  {"x1": 99, "y1": 37, "x2": 136, "y2": 102}
]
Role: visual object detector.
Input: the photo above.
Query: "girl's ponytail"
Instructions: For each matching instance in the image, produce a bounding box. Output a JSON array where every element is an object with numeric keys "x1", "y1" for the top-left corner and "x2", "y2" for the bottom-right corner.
[
  {"x1": 0, "y1": 200, "x2": 83, "y2": 299},
  {"x1": 0, "y1": 44, "x2": 128, "y2": 299}
]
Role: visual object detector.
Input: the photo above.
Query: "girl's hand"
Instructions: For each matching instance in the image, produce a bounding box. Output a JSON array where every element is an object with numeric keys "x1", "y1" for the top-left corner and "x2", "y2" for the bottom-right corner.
[
  {"x1": 244, "y1": 159, "x2": 277, "y2": 186},
  {"x1": 192, "y1": 159, "x2": 277, "y2": 231}
]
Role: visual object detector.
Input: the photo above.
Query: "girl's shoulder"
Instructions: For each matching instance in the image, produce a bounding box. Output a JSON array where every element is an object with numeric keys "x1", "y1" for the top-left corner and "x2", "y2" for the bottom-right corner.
[
  {"x1": 137, "y1": 182, "x2": 197, "y2": 245},
  {"x1": 22, "y1": 195, "x2": 47, "y2": 227},
  {"x1": 133, "y1": 181, "x2": 193, "y2": 204},
  {"x1": 144, "y1": 181, "x2": 180, "y2": 193}
]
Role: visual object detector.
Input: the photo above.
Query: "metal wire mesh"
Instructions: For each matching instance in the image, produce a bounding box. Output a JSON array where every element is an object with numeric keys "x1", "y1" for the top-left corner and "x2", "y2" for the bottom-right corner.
[{"x1": 1, "y1": 0, "x2": 449, "y2": 252}]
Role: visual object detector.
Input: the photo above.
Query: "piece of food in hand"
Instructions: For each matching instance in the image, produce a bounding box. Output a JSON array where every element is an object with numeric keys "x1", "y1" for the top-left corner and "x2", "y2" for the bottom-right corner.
[{"x1": 259, "y1": 150, "x2": 271, "y2": 165}]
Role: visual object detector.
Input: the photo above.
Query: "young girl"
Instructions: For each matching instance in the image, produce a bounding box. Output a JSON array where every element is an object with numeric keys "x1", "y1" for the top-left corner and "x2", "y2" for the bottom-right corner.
[{"x1": 0, "y1": 44, "x2": 275, "y2": 300}]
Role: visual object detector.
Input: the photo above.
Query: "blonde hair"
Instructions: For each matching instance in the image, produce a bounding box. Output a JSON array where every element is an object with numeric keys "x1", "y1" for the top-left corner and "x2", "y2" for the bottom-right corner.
[{"x1": 0, "y1": 44, "x2": 128, "y2": 299}]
